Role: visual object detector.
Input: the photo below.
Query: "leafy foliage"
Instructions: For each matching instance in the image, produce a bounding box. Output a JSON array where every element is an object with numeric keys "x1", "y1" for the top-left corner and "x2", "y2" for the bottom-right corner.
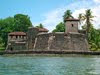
[
  {"x1": 36, "y1": 23, "x2": 44, "y2": 28},
  {"x1": 79, "y1": 9, "x2": 99, "y2": 50},
  {"x1": 80, "y1": 9, "x2": 94, "y2": 40},
  {"x1": 0, "y1": 17, "x2": 15, "y2": 47},
  {"x1": 63, "y1": 10, "x2": 73, "y2": 20},
  {"x1": 14, "y1": 14, "x2": 32, "y2": 32},
  {"x1": 52, "y1": 22, "x2": 65, "y2": 32},
  {"x1": 0, "y1": 14, "x2": 32, "y2": 47},
  {"x1": 88, "y1": 28, "x2": 100, "y2": 50}
]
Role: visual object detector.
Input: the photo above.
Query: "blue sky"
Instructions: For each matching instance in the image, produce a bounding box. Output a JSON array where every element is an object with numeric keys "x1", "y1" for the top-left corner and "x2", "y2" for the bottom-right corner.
[
  {"x1": 0, "y1": 0, "x2": 71, "y2": 22},
  {"x1": 0, "y1": 0, "x2": 100, "y2": 31}
]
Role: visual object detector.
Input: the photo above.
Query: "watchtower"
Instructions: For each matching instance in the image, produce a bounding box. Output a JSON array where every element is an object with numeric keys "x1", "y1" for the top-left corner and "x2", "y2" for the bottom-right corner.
[{"x1": 64, "y1": 17, "x2": 80, "y2": 33}]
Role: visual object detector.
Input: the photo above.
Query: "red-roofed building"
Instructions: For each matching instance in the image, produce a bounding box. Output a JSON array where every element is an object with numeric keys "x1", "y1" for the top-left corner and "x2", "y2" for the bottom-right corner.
[
  {"x1": 9, "y1": 32, "x2": 26, "y2": 36},
  {"x1": 7, "y1": 32, "x2": 27, "y2": 50},
  {"x1": 38, "y1": 28, "x2": 49, "y2": 32},
  {"x1": 8, "y1": 32, "x2": 26, "y2": 41}
]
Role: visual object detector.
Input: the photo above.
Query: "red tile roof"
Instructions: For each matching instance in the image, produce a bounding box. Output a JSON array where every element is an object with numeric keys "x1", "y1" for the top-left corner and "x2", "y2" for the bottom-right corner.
[
  {"x1": 64, "y1": 18, "x2": 79, "y2": 22},
  {"x1": 9, "y1": 32, "x2": 26, "y2": 36},
  {"x1": 29, "y1": 27, "x2": 49, "y2": 32},
  {"x1": 38, "y1": 28, "x2": 49, "y2": 32}
]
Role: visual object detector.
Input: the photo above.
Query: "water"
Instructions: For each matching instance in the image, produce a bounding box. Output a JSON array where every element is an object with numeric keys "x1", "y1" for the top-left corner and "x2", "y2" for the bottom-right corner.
[{"x1": 0, "y1": 55, "x2": 100, "y2": 75}]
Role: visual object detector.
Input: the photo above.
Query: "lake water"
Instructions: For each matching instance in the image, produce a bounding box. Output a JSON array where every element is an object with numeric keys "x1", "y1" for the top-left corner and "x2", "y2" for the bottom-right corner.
[{"x1": 0, "y1": 55, "x2": 100, "y2": 75}]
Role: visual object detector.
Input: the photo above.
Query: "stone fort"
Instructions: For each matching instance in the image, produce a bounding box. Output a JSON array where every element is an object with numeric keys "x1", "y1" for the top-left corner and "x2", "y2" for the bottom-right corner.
[{"x1": 6, "y1": 17, "x2": 89, "y2": 51}]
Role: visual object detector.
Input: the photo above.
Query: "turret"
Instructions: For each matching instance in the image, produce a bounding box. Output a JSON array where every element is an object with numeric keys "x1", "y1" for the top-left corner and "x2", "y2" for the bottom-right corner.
[{"x1": 64, "y1": 17, "x2": 80, "y2": 33}]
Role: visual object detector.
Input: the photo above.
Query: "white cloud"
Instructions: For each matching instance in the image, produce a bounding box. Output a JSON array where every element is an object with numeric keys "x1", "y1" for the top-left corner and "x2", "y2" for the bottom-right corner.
[
  {"x1": 72, "y1": 8, "x2": 86, "y2": 18},
  {"x1": 72, "y1": 6, "x2": 100, "y2": 29},
  {"x1": 42, "y1": 8, "x2": 66, "y2": 32},
  {"x1": 32, "y1": 0, "x2": 100, "y2": 32},
  {"x1": 72, "y1": 8, "x2": 86, "y2": 29},
  {"x1": 94, "y1": 0, "x2": 100, "y2": 3},
  {"x1": 33, "y1": 7, "x2": 67, "y2": 32},
  {"x1": 92, "y1": 5, "x2": 100, "y2": 28}
]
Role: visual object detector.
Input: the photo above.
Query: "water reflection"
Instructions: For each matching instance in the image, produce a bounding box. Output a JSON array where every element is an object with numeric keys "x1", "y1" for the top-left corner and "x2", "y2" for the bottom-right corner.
[
  {"x1": 0, "y1": 55, "x2": 100, "y2": 75},
  {"x1": 88, "y1": 58, "x2": 100, "y2": 75}
]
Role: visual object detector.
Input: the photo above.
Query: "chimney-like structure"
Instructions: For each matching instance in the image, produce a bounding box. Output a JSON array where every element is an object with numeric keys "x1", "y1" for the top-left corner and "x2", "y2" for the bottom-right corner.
[{"x1": 64, "y1": 17, "x2": 80, "y2": 33}]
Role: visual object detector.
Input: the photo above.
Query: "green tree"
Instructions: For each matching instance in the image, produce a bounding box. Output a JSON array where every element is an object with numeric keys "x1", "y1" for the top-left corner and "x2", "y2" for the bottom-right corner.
[
  {"x1": 0, "y1": 37, "x2": 3, "y2": 47},
  {"x1": 0, "y1": 14, "x2": 33, "y2": 48},
  {"x1": 83, "y1": 9, "x2": 94, "y2": 39},
  {"x1": 0, "y1": 17, "x2": 15, "y2": 47},
  {"x1": 63, "y1": 10, "x2": 73, "y2": 21},
  {"x1": 36, "y1": 23, "x2": 44, "y2": 28},
  {"x1": 53, "y1": 22, "x2": 65, "y2": 32},
  {"x1": 89, "y1": 28, "x2": 100, "y2": 50},
  {"x1": 14, "y1": 14, "x2": 32, "y2": 32},
  {"x1": 79, "y1": 9, "x2": 100, "y2": 50}
]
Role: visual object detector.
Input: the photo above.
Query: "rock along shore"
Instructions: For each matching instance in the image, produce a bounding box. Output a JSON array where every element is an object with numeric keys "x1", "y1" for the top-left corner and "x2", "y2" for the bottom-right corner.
[{"x1": 0, "y1": 50, "x2": 100, "y2": 55}]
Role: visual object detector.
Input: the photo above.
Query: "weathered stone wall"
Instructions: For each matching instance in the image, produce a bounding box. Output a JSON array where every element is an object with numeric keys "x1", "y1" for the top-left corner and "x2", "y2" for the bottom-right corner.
[
  {"x1": 34, "y1": 33, "x2": 89, "y2": 51},
  {"x1": 7, "y1": 34, "x2": 27, "y2": 51},
  {"x1": 27, "y1": 27, "x2": 39, "y2": 50},
  {"x1": 49, "y1": 33, "x2": 66, "y2": 50},
  {"x1": 34, "y1": 33, "x2": 50, "y2": 50},
  {"x1": 65, "y1": 21, "x2": 78, "y2": 33},
  {"x1": 69, "y1": 33, "x2": 88, "y2": 50},
  {"x1": 12, "y1": 43, "x2": 27, "y2": 50},
  {"x1": 7, "y1": 42, "x2": 27, "y2": 51}
]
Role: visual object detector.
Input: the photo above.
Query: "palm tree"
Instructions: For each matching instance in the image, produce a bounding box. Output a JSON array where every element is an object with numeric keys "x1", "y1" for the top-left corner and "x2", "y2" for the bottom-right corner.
[
  {"x1": 81, "y1": 9, "x2": 94, "y2": 40},
  {"x1": 85, "y1": 9, "x2": 94, "y2": 34},
  {"x1": 63, "y1": 10, "x2": 73, "y2": 21},
  {"x1": 78, "y1": 13, "x2": 84, "y2": 25}
]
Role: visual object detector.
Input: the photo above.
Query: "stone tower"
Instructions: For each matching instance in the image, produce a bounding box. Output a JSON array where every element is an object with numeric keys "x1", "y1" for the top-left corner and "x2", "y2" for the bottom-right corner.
[
  {"x1": 27, "y1": 27, "x2": 49, "y2": 50},
  {"x1": 27, "y1": 27, "x2": 39, "y2": 50},
  {"x1": 64, "y1": 17, "x2": 80, "y2": 33}
]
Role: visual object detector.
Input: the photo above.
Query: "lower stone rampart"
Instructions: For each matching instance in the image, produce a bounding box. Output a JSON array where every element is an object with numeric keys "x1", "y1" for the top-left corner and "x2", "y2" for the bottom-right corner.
[
  {"x1": 34, "y1": 33, "x2": 89, "y2": 51},
  {"x1": 34, "y1": 33, "x2": 50, "y2": 50}
]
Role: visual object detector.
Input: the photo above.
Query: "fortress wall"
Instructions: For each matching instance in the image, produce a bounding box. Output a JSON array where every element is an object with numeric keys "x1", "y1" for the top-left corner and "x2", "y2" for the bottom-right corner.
[
  {"x1": 7, "y1": 42, "x2": 27, "y2": 51},
  {"x1": 69, "y1": 33, "x2": 88, "y2": 51},
  {"x1": 27, "y1": 28, "x2": 39, "y2": 50},
  {"x1": 13, "y1": 43, "x2": 27, "y2": 50},
  {"x1": 49, "y1": 33, "x2": 67, "y2": 50},
  {"x1": 34, "y1": 33, "x2": 89, "y2": 51},
  {"x1": 34, "y1": 33, "x2": 50, "y2": 50}
]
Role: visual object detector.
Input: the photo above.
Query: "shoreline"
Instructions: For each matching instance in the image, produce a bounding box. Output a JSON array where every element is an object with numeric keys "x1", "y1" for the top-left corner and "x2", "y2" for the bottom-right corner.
[{"x1": 0, "y1": 50, "x2": 100, "y2": 55}]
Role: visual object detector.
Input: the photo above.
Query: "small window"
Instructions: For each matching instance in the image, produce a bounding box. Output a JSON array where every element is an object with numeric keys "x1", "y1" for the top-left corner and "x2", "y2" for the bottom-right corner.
[
  {"x1": 72, "y1": 24, "x2": 74, "y2": 27},
  {"x1": 19, "y1": 36, "x2": 21, "y2": 38},
  {"x1": 22, "y1": 36, "x2": 24, "y2": 39},
  {"x1": 16, "y1": 36, "x2": 18, "y2": 38},
  {"x1": 11, "y1": 36, "x2": 13, "y2": 38}
]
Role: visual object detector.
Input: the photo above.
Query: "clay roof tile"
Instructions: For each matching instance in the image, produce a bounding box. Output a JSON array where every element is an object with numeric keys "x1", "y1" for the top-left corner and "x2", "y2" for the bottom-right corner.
[
  {"x1": 9, "y1": 32, "x2": 26, "y2": 36},
  {"x1": 64, "y1": 18, "x2": 79, "y2": 22},
  {"x1": 38, "y1": 28, "x2": 49, "y2": 32}
]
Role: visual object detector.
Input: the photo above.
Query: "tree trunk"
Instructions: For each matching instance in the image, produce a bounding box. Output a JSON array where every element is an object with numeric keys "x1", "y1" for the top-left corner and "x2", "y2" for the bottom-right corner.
[{"x1": 86, "y1": 17, "x2": 90, "y2": 42}]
